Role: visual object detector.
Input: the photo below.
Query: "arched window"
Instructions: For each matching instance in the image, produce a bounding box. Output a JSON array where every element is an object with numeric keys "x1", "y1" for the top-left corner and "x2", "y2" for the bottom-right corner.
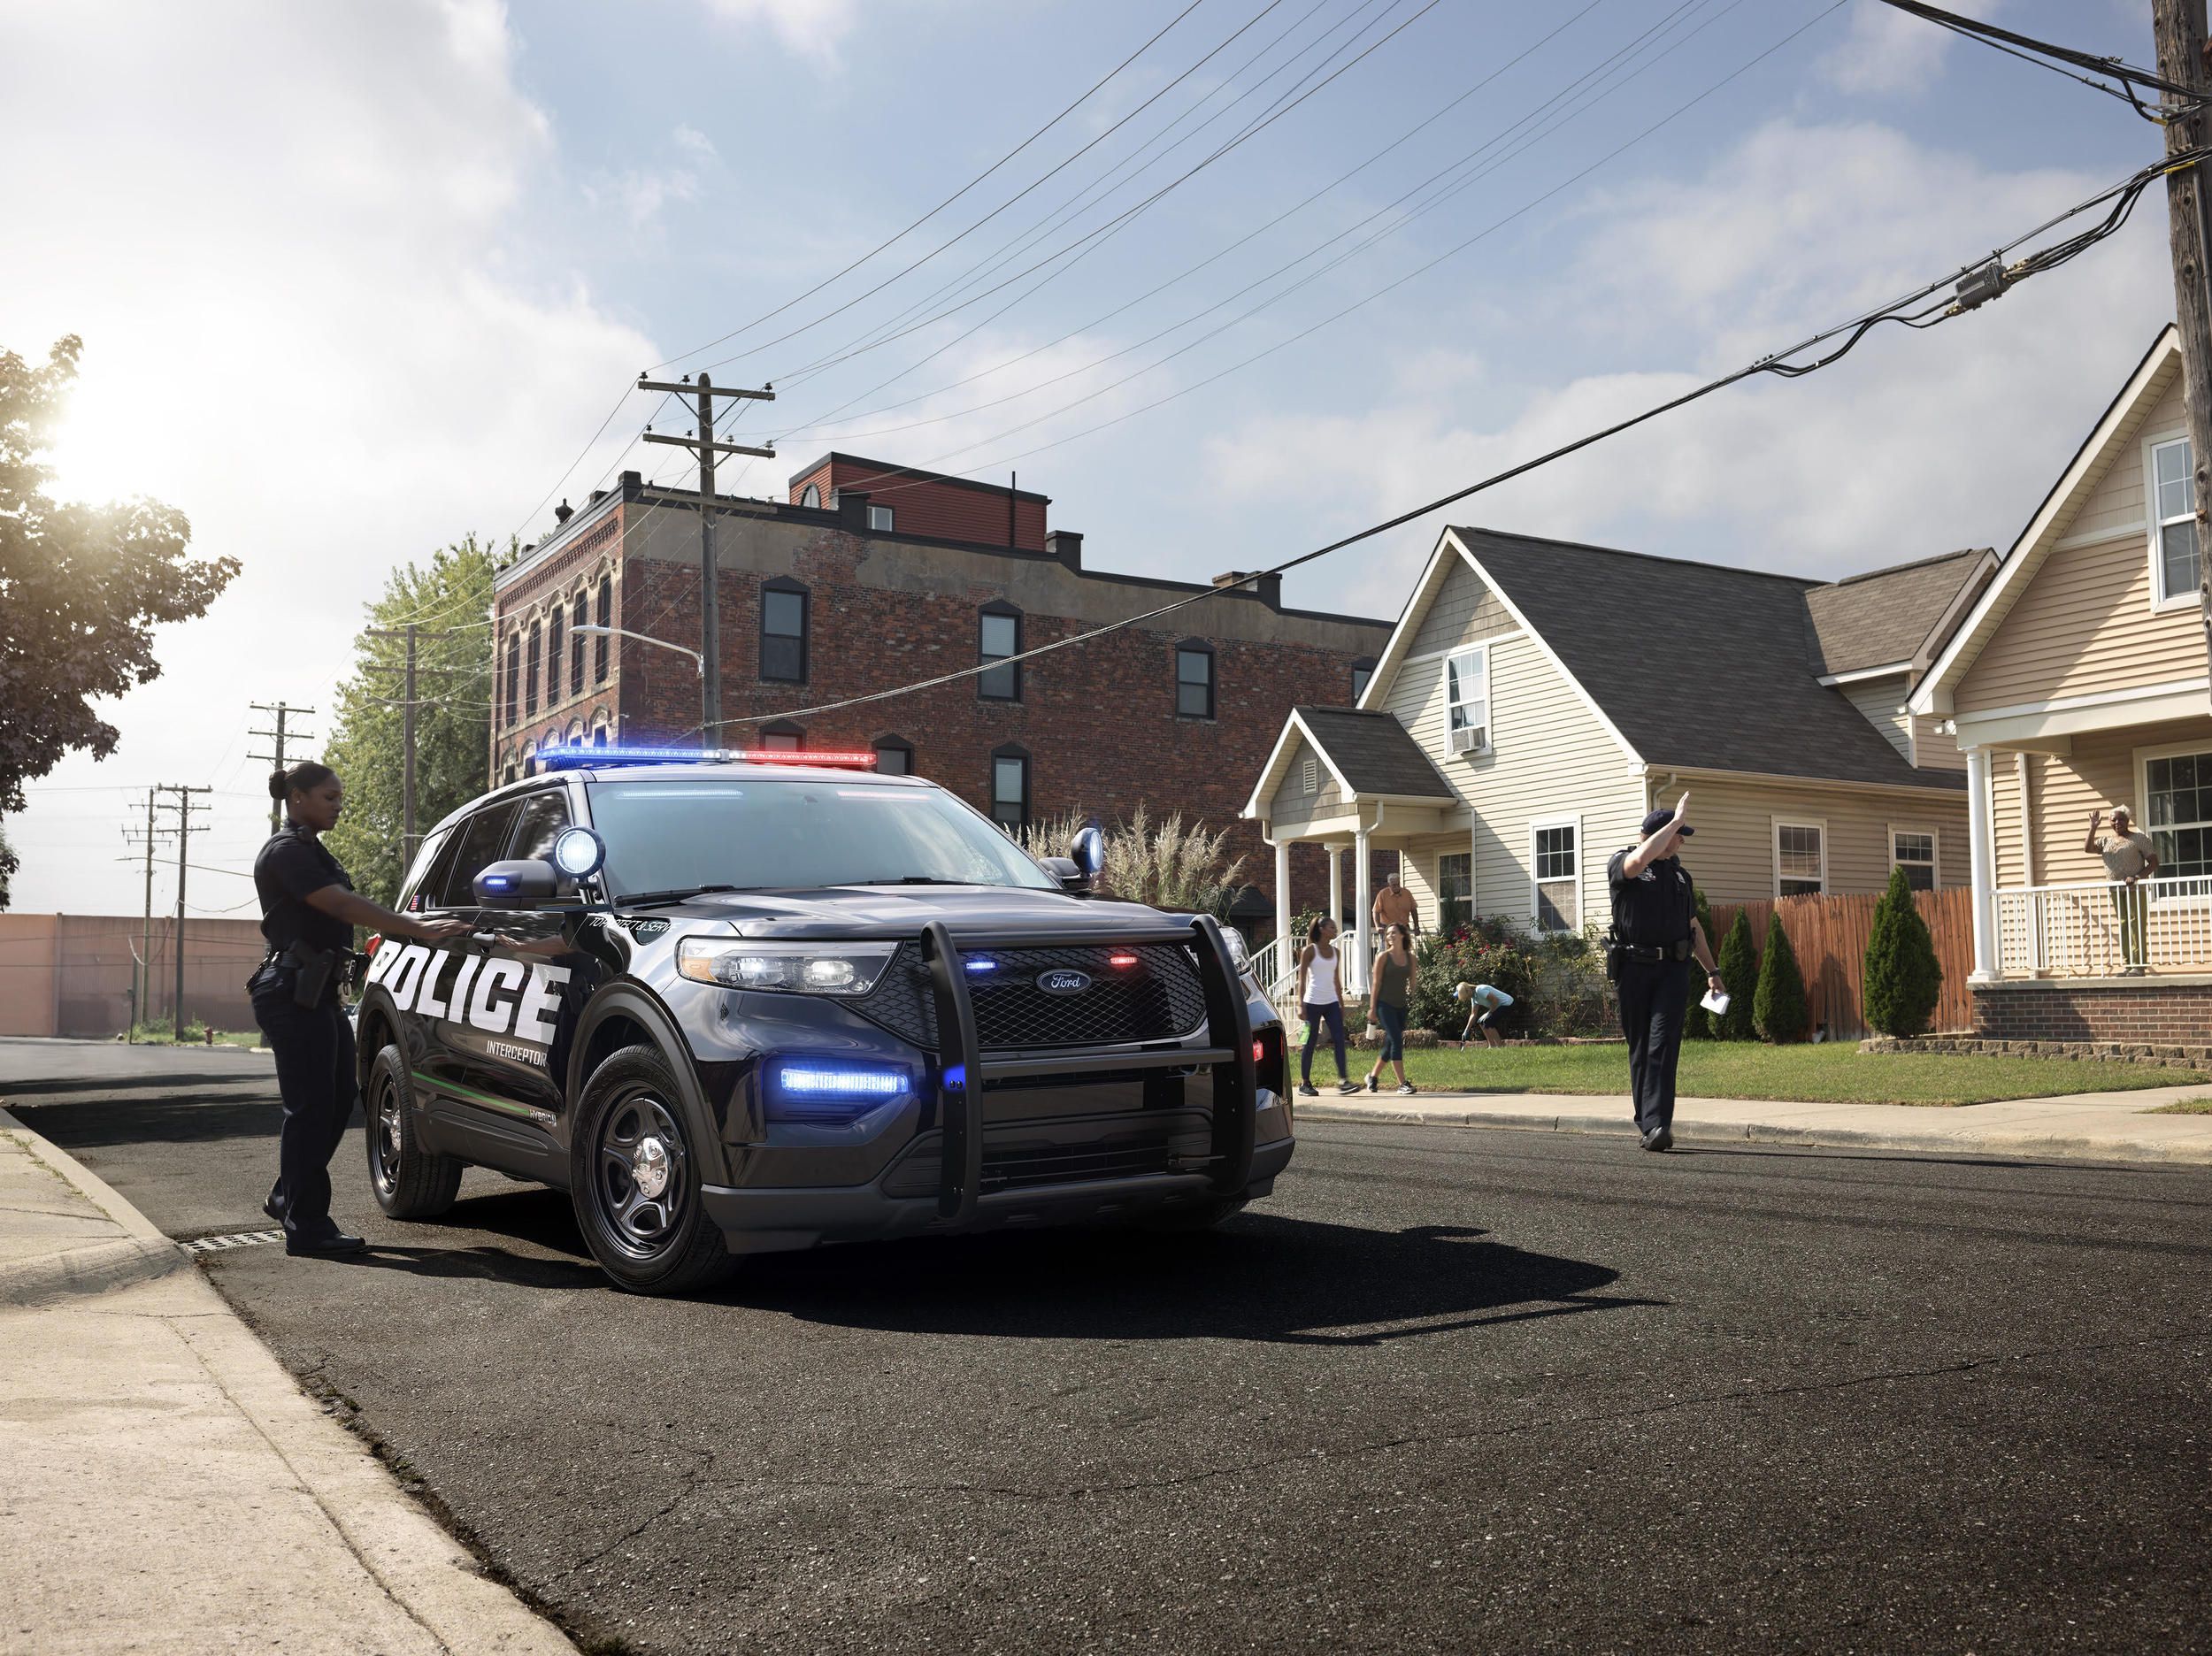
[
  {"x1": 526, "y1": 621, "x2": 541, "y2": 717},
  {"x1": 571, "y1": 589, "x2": 588, "y2": 695},
  {"x1": 503, "y1": 632, "x2": 520, "y2": 727},
  {"x1": 872, "y1": 733, "x2": 914, "y2": 776},
  {"x1": 759, "y1": 719, "x2": 805, "y2": 753},
  {"x1": 594, "y1": 575, "x2": 612, "y2": 684},
  {"x1": 978, "y1": 601, "x2": 1021, "y2": 702},
  {"x1": 800, "y1": 483, "x2": 822, "y2": 508},
  {"x1": 547, "y1": 605, "x2": 565, "y2": 706}
]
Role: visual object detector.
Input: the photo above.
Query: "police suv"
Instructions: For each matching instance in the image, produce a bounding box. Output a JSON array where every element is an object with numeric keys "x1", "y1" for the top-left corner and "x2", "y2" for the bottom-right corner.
[{"x1": 354, "y1": 747, "x2": 1294, "y2": 1294}]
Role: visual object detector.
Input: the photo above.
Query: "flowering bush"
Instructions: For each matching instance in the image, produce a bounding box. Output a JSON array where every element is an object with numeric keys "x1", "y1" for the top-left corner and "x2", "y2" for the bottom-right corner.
[{"x1": 1404, "y1": 916, "x2": 1617, "y2": 1040}]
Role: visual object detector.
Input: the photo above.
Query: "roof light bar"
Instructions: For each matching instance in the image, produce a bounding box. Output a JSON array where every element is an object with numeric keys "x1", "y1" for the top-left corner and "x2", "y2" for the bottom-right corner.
[{"x1": 532, "y1": 744, "x2": 877, "y2": 772}]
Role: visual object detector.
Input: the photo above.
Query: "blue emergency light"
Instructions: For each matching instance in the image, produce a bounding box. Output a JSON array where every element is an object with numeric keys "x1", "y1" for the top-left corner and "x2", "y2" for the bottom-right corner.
[
  {"x1": 767, "y1": 1059, "x2": 911, "y2": 1125},
  {"x1": 534, "y1": 743, "x2": 876, "y2": 772}
]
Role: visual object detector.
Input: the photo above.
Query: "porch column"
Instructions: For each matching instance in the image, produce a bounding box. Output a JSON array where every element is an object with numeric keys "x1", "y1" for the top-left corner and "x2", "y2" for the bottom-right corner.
[
  {"x1": 1272, "y1": 837, "x2": 1291, "y2": 968},
  {"x1": 1352, "y1": 823, "x2": 1373, "y2": 996},
  {"x1": 1326, "y1": 846, "x2": 1344, "y2": 932},
  {"x1": 1966, "y1": 744, "x2": 1997, "y2": 981}
]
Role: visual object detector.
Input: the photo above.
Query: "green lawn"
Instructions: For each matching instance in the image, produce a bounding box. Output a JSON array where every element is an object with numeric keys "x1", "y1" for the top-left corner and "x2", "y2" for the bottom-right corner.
[
  {"x1": 2144, "y1": 1097, "x2": 2212, "y2": 1115},
  {"x1": 1384, "y1": 1041, "x2": 2207, "y2": 1108}
]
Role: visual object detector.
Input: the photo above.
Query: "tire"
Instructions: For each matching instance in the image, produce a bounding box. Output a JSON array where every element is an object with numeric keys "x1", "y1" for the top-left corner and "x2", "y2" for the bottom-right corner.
[
  {"x1": 1135, "y1": 1192, "x2": 1249, "y2": 1233},
  {"x1": 569, "y1": 1044, "x2": 739, "y2": 1296},
  {"x1": 365, "y1": 1045, "x2": 465, "y2": 1220}
]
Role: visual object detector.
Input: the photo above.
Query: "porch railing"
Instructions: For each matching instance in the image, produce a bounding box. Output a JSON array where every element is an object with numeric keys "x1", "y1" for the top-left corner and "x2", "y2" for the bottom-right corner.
[{"x1": 1994, "y1": 876, "x2": 2212, "y2": 978}]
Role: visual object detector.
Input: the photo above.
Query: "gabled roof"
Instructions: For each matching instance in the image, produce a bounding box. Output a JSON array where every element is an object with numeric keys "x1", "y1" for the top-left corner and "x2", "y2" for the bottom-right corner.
[
  {"x1": 1451, "y1": 528, "x2": 1967, "y2": 792},
  {"x1": 1240, "y1": 705, "x2": 1456, "y2": 818},
  {"x1": 1912, "y1": 326, "x2": 2179, "y2": 716},
  {"x1": 1802, "y1": 547, "x2": 1996, "y2": 678}
]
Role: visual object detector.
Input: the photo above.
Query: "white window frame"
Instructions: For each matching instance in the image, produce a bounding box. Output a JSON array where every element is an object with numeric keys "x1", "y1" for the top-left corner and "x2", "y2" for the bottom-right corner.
[
  {"x1": 1887, "y1": 822, "x2": 1939, "y2": 891},
  {"x1": 2144, "y1": 430, "x2": 2201, "y2": 612},
  {"x1": 2135, "y1": 737, "x2": 2212, "y2": 901},
  {"x1": 1772, "y1": 816, "x2": 1828, "y2": 899},
  {"x1": 868, "y1": 502, "x2": 895, "y2": 532},
  {"x1": 1445, "y1": 644, "x2": 1492, "y2": 756},
  {"x1": 1528, "y1": 815, "x2": 1579, "y2": 933}
]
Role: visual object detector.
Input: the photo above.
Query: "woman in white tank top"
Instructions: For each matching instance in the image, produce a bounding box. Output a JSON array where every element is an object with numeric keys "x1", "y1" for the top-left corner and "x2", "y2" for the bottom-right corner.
[{"x1": 1294, "y1": 916, "x2": 1360, "y2": 1096}]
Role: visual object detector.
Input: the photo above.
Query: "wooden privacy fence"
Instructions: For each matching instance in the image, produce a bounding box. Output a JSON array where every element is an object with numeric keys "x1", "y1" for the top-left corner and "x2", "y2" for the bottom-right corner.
[{"x1": 1707, "y1": 886, "x2": 1973, "y2": 1039}]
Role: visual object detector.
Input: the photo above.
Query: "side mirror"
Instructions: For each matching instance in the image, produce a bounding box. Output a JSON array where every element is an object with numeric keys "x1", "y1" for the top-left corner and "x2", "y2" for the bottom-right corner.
[
  {"x1": 1040, "y1": 855, "x2": 1087, "y2": 894},
  {"x1": 1070, "y1": 824, "x2": 1105, "y2": 878},
  {"x1": 474, "y1": 859, "x2": 557, "y2": 908}
]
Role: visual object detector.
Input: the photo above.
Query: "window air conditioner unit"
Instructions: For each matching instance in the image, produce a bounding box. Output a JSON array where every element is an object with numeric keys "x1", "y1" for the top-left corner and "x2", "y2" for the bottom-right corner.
[{"x1": 1449, "y1": 724, "x2": 1487, "y2": 756}]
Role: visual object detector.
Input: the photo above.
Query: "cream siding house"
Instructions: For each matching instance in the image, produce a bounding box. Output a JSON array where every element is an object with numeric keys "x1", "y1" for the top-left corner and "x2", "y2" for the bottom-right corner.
[
  {"x1": 1245, "y1": 525, "x2": 1988, "y2": 993},
  {"x1": 1909, "y1": 326, "x2": 2212, "y2": 1037}
]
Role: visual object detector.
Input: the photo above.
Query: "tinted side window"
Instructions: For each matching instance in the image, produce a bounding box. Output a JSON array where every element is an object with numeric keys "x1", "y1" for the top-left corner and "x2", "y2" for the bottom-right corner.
[
  {"x1": 399, "y1": 826, "x2": 455, "y2": 912},
  {"x1": 506, "y1": 789, "x2": 579, "y2": 896},
  {"x1": 437, "y1": 801, "x2": 521, "y2": 907}
]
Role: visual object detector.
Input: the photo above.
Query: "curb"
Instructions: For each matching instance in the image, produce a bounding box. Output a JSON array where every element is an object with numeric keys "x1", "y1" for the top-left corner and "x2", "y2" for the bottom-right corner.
[
  {"x1": 1294, "y1": 1102, "x2": 2212, "y2": 1167},
  {"x1": 0, "y1": 1107, "x2": 186, "y2": 1307}
]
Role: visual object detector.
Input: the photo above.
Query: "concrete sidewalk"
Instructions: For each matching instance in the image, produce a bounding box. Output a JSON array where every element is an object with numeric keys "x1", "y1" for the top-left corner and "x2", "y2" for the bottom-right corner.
[
  {"x1": 0, "y1": 1108, "x2": 575, "y2": 1656},
  {"x1": 1298, "y1": 1084, "x2": 2212, "y2": 1164}
]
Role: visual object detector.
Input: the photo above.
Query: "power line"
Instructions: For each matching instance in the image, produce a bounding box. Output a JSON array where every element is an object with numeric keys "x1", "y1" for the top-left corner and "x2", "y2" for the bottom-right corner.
[
  {"x1": 1871, "y1": 0, "x2": 2204, "y2": 120},
  {"x1": 703, "y1": 145, "x2": 2197, "y2": 732}
]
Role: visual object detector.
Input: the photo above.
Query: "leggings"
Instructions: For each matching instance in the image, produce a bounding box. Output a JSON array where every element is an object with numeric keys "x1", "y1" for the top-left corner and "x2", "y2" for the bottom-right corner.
[
  {"x1": 1301, "y1": 1000, "x2": 1348, "y2": 1082},
  {"x1": 1374, "y1": 1001, "x2": 1407, "y2": 1062}
]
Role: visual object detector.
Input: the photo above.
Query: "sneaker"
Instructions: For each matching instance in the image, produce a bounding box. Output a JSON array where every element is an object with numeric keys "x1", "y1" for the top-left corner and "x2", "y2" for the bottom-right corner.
[
  {"x1": 1297, "y1": 1083, "x2": 1318, "y2": 1098},
  {"x1": 1366, "y1": 1074, "x2": 1379, "y2": 1092},
  {"x1": 1396, "y1": 1084, "x2": 1417, "y2": 1096},
  {"x1": 1336, "y1": 1080, "x2": 1363, "y2": 1095}
]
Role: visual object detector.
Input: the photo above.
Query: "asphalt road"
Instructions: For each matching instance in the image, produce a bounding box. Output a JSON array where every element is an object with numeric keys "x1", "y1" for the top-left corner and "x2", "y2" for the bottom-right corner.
[{"x1": 6, "y1": 1036, "x2": 2210, "y2": 1655}]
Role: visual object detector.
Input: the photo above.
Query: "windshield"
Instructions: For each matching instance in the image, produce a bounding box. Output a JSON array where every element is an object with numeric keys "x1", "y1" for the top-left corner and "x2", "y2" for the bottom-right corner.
[{"x1": 585, "y1": 778, "x2": 1059, "y2": 897}]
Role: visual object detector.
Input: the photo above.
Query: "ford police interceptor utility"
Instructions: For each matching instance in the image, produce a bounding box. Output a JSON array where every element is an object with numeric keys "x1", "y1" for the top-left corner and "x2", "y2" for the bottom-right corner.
[{"x1": 353, "y1": 747, "x2": 1294, "y2": 1294}]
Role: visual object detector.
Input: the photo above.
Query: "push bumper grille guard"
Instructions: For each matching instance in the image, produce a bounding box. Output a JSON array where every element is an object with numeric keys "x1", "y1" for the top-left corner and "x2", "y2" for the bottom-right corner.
[{"x1": 919, "y1": 916, "x2": 1257, "y2": 1223}]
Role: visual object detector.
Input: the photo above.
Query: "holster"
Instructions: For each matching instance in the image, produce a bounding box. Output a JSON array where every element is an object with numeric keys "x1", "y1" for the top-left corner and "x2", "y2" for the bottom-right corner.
[{"x1": 251, "y1": 944, "x2": 347, "y2": 1008}]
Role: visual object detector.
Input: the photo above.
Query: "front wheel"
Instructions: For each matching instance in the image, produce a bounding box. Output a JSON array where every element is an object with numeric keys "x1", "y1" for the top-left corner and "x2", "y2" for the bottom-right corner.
[
  {"x1": 570, "y1": 1045, "x2": 739, "y2": 1296},
  {"x1": 365, "y1": 1046, "x2": 464, "y2": 1219}
]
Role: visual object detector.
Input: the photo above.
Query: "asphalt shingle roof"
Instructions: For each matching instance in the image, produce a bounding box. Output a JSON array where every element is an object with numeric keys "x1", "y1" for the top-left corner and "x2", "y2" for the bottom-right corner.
[
  {"x1": 1293, "y1": 706, "x2": 1458, "y2": 800},
  {"x1": 1801, "y1": 548, "x2": 1989, "y2": 676},
  {"x1": 1450, "y1": 528, "x2": 1968, "y2": 793}
]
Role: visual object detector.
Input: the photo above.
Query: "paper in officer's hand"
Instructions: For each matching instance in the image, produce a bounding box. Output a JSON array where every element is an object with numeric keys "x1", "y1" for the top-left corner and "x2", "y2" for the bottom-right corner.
[{"x1": 1699, "y1": 986, "x2": 1730, "y2": 1016}]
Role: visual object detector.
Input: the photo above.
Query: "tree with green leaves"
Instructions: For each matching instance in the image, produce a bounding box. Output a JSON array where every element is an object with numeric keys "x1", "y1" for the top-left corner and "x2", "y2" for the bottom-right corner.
[
  {"x1": 0, "y1": 336, "x2": 238, "y2": 908},
  {"x1": 1714, "y1": 908, "x2": 1759, "y2": 1040},
  {"x1": 1682, "y1": 885, "x2": 1717, "y2": 1039},
  {"x1": 321, "y1": 538, "x2": 499, "y2": 906},
  {"x1": 1863, "y1": 865, "x2": 1944, "y2": 1038},
  {"x1": 1753, "y1": 912, "x2": 1810, "y2": 1042}
]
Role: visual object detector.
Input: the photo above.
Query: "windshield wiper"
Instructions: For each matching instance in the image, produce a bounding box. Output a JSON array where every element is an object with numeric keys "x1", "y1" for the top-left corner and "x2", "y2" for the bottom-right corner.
[
  {"x1": 847, "y1": 877, "x2": 1002, "y2": 886},
  {"x1": 616, "y1": 884, "x2": 745, "y2": 908}
]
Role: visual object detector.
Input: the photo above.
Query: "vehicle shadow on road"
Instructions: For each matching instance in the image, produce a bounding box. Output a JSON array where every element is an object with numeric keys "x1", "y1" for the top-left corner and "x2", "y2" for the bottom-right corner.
[
  {"x1": 730, "y1": 1216, "x2": 1660, "y2": 1347},
  {"x1": 9, "y1": 1089, "x2": 284, "y2": 1147}
]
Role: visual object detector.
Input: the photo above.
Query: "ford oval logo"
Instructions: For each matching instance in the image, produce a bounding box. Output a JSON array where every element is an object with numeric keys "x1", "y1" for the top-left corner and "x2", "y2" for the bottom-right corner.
[{"x1": 1037, "y1": 969, "x2": 1092, "y2": 995}]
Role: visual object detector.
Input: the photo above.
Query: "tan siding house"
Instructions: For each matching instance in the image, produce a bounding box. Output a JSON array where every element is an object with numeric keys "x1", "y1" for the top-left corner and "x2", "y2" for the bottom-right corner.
[
  {"x1": 1244, "y1": 525, "x2": 1985, "y2": 993},
  {"x1": 1912, "y1": 326, "x2": 2212, "y2": 1031}
]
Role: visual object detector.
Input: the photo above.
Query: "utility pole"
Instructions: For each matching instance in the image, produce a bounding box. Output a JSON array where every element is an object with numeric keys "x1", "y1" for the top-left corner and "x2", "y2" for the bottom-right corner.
[
  {"x1": 250, "y1": 701, "x2": 318, "y2": 832},
  {"x1": 364, "y1": 626, "x2": 466, "y2": 868},
  {"x1": 2154, "y1": 0, "x2": 2212, "y2": 694},
  {"x1": 120, "y1": 789, "x2": 173, "y2": 1038},
  {"x1": 641, "y1": 372, "x2": 776, "y2": 740},
  {"x1": 154, "y1": 786, "x2": 210, "y2": 1039}
]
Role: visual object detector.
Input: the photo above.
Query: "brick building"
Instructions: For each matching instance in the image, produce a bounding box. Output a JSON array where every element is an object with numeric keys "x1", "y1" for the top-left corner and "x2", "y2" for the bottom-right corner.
[{"x1": 487, "y1": 456, "x2": 1392, "y2": 920}]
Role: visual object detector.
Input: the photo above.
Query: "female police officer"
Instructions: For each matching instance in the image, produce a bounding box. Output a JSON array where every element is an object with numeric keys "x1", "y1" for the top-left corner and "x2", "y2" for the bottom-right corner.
[{"x1": 253, "y1": 761, "x2": 469, "y2": 1255}]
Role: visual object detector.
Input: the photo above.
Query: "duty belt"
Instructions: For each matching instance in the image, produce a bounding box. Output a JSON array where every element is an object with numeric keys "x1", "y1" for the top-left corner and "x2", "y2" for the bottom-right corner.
[{"x1": 1615, "y1": 938, "x2": 1692, "y2": 962}]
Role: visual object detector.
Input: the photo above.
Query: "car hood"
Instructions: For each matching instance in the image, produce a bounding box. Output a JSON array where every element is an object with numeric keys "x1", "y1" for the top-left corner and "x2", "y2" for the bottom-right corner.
[{"x1": 656, "y1": 885, "x2": 1193, "y2": 941}]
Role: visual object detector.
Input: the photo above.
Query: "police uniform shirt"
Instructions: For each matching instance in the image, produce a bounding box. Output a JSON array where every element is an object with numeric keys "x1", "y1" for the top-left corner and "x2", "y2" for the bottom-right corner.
[
  {"x1": 254, "y1": 828, "x2": 356, "y2": 955},
  {"x1": 1605, "y1": 847, "x2": 1694, "y2": 947}
]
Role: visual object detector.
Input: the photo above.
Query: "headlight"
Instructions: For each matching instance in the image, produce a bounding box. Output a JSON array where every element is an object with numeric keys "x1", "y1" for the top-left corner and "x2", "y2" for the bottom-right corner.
[
  {"x1": 1222, "y1": 928, "x2": 1252, "y2": 975},
  {"x1": 675, "y1": 938, "x2": 898, "y2": 996}
]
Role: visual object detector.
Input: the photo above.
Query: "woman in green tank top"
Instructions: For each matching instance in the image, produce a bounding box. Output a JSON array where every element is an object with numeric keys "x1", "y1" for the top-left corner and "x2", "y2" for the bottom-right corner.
[{"x1": 1363, "y1": 924, "x2": 1418, "y2": 1096}]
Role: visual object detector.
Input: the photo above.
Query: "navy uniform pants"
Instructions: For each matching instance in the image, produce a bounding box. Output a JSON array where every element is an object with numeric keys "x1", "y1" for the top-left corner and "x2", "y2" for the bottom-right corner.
[
  {"x1": 1615, "y1": 956, "x2": 1690, "y2": 1137},
  {"x1": 251, "y1": 985, "x2": 358, "y2": 1238}
]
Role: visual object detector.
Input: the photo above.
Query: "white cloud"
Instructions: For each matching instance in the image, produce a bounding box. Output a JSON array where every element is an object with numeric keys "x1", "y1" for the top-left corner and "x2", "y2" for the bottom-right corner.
[
  {"x1": 3, "y1": 0, "x2": 657, "y2": 916},
  {"x1": 1204, "y1": 118, "x2": 2172, "y2": 605},
  {"x1": 582, "y1": 126, "x2": 719, "y2": 228},
  {"x1": 700, "y1": 0, "x2": 859, "y2": 65},
  {"x1": 1818, "y1": 0, "x2": 2000, "y2": 97}
]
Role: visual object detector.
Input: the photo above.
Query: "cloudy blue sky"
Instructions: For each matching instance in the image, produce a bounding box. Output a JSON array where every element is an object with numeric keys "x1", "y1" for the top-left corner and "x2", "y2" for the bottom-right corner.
[{"x1": 3, "y1": 0, "x2": 2180, "y2": 916}]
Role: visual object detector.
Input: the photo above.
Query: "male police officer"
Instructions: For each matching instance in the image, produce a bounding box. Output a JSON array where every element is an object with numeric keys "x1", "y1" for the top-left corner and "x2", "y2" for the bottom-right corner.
[{"x1": 1606, "y1": 794, "x2": 1724, "y2": 1153}]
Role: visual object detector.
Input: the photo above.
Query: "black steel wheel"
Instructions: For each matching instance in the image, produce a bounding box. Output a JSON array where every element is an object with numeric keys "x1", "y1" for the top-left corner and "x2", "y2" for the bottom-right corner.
[
  {"x1": 365, "y1": 1045, "x2": 464, "y2": 1219},
  {"x1": 570, "y1": 1045, "x2": 738, "y2": 1295}
]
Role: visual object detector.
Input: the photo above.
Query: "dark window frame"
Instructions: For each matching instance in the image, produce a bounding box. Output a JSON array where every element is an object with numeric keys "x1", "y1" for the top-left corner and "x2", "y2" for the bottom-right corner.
[
  {"x1": 760, "y1": 577, "x2": 809, "y2": 684},
  {"x1": 1174, "y1": 639, "x2": 1216, "y2": 721},
  {"x1": 594, "y1": 577, "x2": 611, "y2": 684},
  {"x1": 1350, "y1": 656, "x2": 1378, "y2": 703},
  {"x1": 547, "y1": 604, "x2": 565, "y2": 708},
  {"x1": 989, "y1": 743, "x2": 1031, "y2": 831},
  {"x1": 526, "y1": 621, "x2": 542, "y2": 717},
  {"x1": 872, "y1": 733, "x2": 914, "y2": 776},
  {"x1": 503, "y1": 632, "x2": 520, "y2": 727},
  {"x1": 570, "y1": 588, "x2": 588, "y2": 696},
  {"x1": 437, "y1": 799, "x2": 523, "y2": 908},
  {"x1": 978, "y1": 601, "x2": 1022, "y2": 702}
]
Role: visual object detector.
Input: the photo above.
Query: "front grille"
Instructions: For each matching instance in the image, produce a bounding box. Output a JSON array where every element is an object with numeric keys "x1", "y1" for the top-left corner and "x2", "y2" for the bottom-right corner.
[
  {"x1": 853, "y1": 940, "x2": 1209, "y2": 1052},
  {"x1": 882, "y1": 1121, "x2": 1210, "y2": 1197}
]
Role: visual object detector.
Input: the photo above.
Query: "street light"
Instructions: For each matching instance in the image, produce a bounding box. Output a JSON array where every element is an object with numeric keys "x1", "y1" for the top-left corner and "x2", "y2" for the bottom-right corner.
[{"x1": 572, "y1": 623, "x2": 704, "y2": 678}]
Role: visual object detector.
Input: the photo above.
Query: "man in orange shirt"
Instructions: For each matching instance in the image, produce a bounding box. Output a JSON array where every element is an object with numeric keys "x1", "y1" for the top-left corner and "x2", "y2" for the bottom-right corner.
[{"x1": 1371, "y1": 870, "x2": 1420, "y2": 939}]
